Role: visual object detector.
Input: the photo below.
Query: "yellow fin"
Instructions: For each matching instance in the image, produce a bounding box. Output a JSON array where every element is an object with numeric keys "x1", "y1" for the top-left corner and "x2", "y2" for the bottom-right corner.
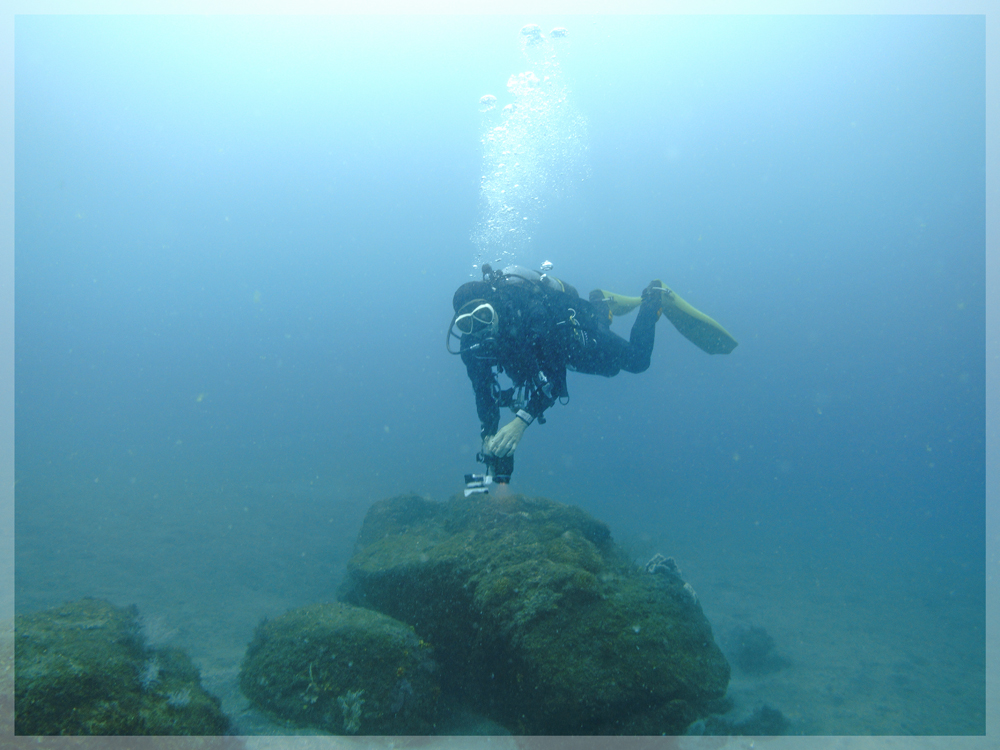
[
  {"x1": 591, "y1": 289, "x2": 642, "y2": 317},
  {"x1": 591, "y1": 285, "x2": 738, "y2": 355}
]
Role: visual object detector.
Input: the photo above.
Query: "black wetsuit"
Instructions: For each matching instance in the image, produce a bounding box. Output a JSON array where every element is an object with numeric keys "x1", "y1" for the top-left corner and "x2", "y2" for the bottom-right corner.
[{"x1": 460, "y1": 279, "x2": 660, "y2": 441}]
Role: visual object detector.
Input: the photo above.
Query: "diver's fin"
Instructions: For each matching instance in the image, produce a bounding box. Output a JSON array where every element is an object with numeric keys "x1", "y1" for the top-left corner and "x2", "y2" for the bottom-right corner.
[
  {"x1": 656, "y1": 283, "x2": 738, "y2": 354},
  {"x1": 590, "y1": 283, "x2": 738, "y2": 355},
  {"x1": 590, "y1": 289, "x2": 643, "y2": 317}
]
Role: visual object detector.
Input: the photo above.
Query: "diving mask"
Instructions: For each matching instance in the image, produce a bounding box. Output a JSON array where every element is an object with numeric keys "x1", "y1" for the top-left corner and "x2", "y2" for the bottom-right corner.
[
  {"x1": 454, "y1": 301, "x2": 498, "y2": 337},
  {"x1": 447, "y1": 299, "x2": 499, "y2": 354}
]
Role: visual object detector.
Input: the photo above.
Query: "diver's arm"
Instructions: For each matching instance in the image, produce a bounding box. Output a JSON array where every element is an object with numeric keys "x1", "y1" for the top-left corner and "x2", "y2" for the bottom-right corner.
[
  {"x1": 523, "y1": 372, "x2": 557, "y2": 422},
  {"x1": 489, "y1": 367, "x2": 552, "y2": 458},
  {"x1": 522, "y1": 322, "x2": 563, "y2": 422},
  {"x1": 462, "y1": 351, "x2": 500, "y2": 438}
]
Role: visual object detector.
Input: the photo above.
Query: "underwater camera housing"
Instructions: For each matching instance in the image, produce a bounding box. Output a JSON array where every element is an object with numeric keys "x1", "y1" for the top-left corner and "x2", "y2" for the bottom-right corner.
[{"x1": 465, "y1": 453, "x2": 514, "y2": 495}]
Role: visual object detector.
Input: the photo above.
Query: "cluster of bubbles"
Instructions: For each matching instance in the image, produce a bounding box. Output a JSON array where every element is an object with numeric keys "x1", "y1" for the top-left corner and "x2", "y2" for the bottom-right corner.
[{"x1": 471, "y1": 24, "x2": 589, "y2": 270}]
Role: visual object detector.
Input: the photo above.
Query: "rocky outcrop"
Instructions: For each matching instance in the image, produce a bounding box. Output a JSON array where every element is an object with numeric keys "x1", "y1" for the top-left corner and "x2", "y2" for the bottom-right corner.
[
  {"x1": 15, "y1": 598, "x2": 229, "y2": 736},
  {"x1": 239, "y1": 602, "x2": 440, "y2": 735},
  {"x1": 338, "y1": 493, "x2": 730, "y2": 735}
]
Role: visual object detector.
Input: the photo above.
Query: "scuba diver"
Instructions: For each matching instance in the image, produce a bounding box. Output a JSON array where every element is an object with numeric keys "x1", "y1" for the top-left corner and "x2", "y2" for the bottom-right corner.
[{"x1": 448, "y1": 263, "x2": 738, "y2": 493}]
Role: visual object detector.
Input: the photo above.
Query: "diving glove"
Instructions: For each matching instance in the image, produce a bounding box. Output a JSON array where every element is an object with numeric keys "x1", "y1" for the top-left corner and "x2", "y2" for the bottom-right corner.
[{"x1": 487, "y1": 413, "x2": 529, "y2": 457}]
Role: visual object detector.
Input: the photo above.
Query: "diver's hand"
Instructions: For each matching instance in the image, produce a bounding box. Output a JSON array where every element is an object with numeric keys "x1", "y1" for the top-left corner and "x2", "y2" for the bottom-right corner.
[
  {"x1": 481, "y1": 435, "x2": 495, "y2": 456},
  {"x1": 488, "y1": 416, "x2": 528, "y2": 458}
]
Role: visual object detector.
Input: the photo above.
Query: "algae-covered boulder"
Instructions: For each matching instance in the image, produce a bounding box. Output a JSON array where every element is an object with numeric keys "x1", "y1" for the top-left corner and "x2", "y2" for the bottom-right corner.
[
  {"x1": 15, "y1": 598, "x2": 230, "y2": 735},
  {"x1": 239, "y1": 602, "x2": 440, "y2": 735},
  {"x1": 339, "y1": 493, "x2": 730, "y2": 735}
]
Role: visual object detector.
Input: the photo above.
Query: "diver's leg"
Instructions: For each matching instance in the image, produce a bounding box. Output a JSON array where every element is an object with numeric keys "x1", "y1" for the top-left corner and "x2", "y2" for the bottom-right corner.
[
  {"x1": 570, "y1": 329, "x2": 623, "y2": 377},
  {"x1": 569, "y1": 300, "x2": 657, "y2": 376},
  {"x1": 620, "y1": 299, "x2": 658, "y2": 373},
  {"x1": 568, "y1": 294, "x2": 658, "y2": 376}
]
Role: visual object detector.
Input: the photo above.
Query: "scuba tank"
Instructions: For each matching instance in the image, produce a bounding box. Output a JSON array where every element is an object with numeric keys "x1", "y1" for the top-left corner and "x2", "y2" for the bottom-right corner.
[{"x1": 481, "y1": 263, "x2": 579, "y2": 298}]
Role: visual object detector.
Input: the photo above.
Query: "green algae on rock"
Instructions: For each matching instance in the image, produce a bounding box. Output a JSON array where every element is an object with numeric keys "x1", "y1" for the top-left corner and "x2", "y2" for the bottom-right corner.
[
  {"x1": 15, "y1": 598, "x2": 230, "y2": 736},
  {"x1": 239, "y1": 602, "x2": 440, "y2": 735},
  {"x1": 339, "y1": 493, "x2": 730, "y2": 735}
]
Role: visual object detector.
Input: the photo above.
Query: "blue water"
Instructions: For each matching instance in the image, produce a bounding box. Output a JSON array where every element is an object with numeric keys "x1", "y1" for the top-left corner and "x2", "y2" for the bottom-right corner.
[{"x1": 14, "y1": 15, "x2": 985, "y2": 736}]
